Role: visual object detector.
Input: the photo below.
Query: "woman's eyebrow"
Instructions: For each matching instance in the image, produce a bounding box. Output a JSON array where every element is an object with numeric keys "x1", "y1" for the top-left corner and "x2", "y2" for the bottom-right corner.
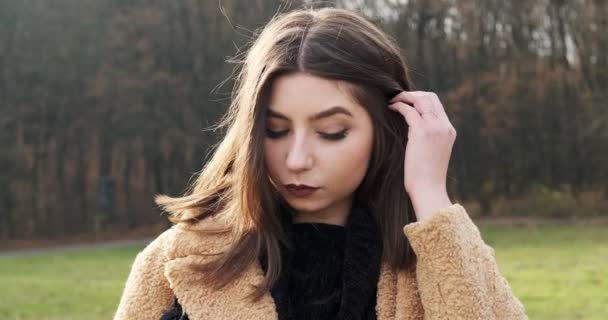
[{"x1": 267, "y1": 106, "x2": 353, "y2": 121}]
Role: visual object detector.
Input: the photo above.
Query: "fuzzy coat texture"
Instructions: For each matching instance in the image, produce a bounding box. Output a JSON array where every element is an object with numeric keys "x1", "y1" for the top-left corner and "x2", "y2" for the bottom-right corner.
[{"x1": 113, "y1": 203, "x2": 528, "y2": 319}]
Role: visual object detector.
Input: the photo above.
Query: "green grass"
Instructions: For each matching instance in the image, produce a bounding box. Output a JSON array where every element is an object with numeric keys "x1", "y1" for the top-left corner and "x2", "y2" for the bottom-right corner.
[
  {"x1": 0, "y1": 224, "x2": 606, "y2": 319},
  {"x1": 480, "y1": 224, "x2": 608, "y2": 319},
  {"x1": 0, "y1": 244, "x2": 142, "y2": 320}
]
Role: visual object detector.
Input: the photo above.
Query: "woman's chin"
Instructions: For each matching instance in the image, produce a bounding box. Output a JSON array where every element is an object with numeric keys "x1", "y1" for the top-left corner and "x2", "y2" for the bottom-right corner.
[{"x1": 284, "y1": 197, "x2": 321, "y2": 213}]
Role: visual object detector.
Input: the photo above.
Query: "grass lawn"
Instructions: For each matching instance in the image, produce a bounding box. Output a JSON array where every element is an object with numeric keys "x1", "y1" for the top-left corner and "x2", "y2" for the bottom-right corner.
[
  {"x1": 0, "y1": 224, "x2": 606, "y2": 319},
  {"x1": 481, "y1": 223, "x2": 608, "y2": 319}
]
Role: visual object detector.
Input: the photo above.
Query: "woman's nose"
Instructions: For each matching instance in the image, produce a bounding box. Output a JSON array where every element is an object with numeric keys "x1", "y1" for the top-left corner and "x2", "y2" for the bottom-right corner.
[{"x1": 285, "y1": 135, "x2": 313, "y2": 172}]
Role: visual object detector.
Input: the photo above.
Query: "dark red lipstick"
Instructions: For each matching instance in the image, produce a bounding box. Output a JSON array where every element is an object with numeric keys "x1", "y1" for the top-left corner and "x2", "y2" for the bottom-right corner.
[{"x1": 285, "y1": 184, "x2": 319, "y2": 197}]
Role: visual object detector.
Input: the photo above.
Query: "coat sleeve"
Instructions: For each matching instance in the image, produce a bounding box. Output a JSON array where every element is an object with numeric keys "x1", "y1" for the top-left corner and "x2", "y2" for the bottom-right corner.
[
  {"x1": 113, "y1": 227, "x2": 176, "y2": 320},
  {"x1": 402, "y1": 203, "x2": 528, "y2": 320}
]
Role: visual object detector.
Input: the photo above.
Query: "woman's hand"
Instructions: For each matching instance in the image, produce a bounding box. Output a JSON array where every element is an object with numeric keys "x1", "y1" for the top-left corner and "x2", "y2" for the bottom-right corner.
[{"x1": 388, "y1": 91, "x2": 456, "y2": 221}]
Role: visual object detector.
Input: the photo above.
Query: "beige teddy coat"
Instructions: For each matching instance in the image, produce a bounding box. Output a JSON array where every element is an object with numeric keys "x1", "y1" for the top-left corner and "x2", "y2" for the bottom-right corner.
[{"x1": 113, "y1": 203, "x2": 528, "y2": 319}]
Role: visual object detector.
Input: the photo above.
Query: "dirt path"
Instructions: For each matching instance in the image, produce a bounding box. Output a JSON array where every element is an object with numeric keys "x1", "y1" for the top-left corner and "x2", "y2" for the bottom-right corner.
[{"x1": 0, "y1": 238, "x2": 154, "y2": 257}]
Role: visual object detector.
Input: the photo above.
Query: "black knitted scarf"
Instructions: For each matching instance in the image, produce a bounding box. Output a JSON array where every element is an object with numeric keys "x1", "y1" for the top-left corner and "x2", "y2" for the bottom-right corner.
[{"x1": 262, "y1": 201, "x2": 383, "y2": 320}]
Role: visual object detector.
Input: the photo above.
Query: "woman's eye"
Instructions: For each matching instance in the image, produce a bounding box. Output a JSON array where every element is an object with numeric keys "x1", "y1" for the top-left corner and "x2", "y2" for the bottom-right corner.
[
  {"x1": 265, "y1": 129, "x2": 288, "y2": 139},
  {"x1": 321, "y1": 129, "x2": 349, "y2": 140},
  {"x1": 265, "y1": 129, "x2": 349, "y2": 141}
]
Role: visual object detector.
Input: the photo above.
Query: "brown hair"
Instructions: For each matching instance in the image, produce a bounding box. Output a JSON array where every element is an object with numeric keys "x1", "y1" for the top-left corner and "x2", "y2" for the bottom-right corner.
[{"x1": 155, "y1": 6, "x2": 417, "y2": 301}]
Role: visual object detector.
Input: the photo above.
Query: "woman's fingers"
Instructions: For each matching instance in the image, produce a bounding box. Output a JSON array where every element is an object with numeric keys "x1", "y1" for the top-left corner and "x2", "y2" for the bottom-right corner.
[
  {"x1": 389, "y1": 91, "x2": 449, "y2": 123},
  {"x1": 388, "y1": 101, "x2": 422, "y2": 127}
]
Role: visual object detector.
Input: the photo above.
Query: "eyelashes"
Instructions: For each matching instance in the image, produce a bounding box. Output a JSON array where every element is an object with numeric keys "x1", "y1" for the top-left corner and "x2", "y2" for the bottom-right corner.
[
  {"x1": 265, "y1": 129, "x2": 349, "y2": 141},
  {"x1": 265, "y1": 129, "x2": 287, "y2": 139}
]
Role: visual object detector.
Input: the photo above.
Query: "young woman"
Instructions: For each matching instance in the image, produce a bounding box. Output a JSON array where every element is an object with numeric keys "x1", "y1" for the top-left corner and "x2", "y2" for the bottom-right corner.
[{"x1": 113, "y1": 7, "x2": 528, "y2": 320}]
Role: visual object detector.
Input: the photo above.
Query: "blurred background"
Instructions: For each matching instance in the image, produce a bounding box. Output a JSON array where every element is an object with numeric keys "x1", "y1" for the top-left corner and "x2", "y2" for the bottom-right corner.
[{"x1": 0, "y1": 0, "x2": 606, "y2": 319}]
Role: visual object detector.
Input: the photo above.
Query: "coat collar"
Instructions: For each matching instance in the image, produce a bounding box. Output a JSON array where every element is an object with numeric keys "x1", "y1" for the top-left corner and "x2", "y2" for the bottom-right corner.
[{"x1": 162, "y1": 217, "x2": 422, "y2": 320}]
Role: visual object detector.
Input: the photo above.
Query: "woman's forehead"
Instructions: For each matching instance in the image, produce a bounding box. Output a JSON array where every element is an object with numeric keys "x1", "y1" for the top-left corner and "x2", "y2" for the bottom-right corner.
[{"x1": 267, "y1": 73, "x2": 363, "y2": 121}]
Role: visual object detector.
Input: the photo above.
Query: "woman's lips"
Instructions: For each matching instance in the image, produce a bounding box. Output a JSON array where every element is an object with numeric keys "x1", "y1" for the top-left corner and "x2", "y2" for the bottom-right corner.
[{"x1": 285, "y1": 185, "x2": 319, "y2": 197}]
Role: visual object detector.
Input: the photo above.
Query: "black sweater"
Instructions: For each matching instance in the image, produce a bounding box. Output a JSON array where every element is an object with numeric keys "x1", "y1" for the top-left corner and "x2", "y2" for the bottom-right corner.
[
  {"x1": 262, "y1": 201, "x2": 382, "y2": 320},
  {"x1": 273, "y1": 222, "x2": 351, "y2": 319}
]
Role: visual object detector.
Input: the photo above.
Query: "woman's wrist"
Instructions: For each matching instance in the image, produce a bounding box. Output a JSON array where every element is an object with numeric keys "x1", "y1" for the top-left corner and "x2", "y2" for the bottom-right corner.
[{"x1": 408, "y1": 187, "x2": 452, "y2": 222}]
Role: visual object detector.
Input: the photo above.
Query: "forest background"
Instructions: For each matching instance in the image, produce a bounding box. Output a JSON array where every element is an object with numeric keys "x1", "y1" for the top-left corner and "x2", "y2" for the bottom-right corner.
[{"x1": 1, "y1": 0, "x2": 606, "y2": 244}]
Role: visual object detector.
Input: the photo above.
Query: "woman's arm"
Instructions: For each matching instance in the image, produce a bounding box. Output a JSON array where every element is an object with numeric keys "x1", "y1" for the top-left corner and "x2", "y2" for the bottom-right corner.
[
  {"x1": 403, "y1": 203, "x2": 528, "y2": 319},
  {"x1": 113, "y1": 228, "x2": 176, "y2": 320}
]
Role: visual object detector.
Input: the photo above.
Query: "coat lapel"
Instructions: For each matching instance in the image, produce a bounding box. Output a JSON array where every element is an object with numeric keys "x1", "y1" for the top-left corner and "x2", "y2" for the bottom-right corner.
[
  {"x1": 164, "y1": 254, "x2": 278, "y2": 320},
  {"x1": 163, "y1": 221, "x2": 279, "y2": 320}
]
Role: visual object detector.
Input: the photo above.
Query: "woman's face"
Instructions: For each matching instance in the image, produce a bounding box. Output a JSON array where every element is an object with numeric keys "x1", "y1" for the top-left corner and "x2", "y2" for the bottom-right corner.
[{"x1": 264, "y1": 72, "x2": 374, "y2": 225}]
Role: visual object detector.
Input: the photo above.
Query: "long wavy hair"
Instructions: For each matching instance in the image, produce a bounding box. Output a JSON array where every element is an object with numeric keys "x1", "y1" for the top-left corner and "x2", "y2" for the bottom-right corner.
[{"x1": 155, "y1": 6, "x2": 418, "y2": 301}]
